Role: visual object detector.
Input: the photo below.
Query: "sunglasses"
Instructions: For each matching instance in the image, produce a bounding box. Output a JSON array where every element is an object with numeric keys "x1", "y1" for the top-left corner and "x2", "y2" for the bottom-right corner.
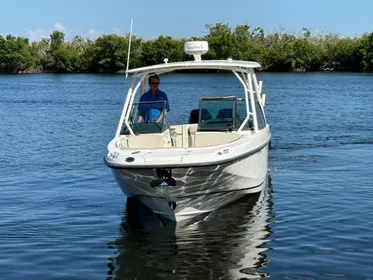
[{"x1": 151, "y1": 82, "x2": 160, "y2": 85}]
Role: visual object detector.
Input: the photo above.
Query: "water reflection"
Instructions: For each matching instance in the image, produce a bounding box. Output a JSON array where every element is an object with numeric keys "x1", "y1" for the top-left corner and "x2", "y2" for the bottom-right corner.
[{"x1": 107, "y1": 176, "x2": 273, "y2": 280}]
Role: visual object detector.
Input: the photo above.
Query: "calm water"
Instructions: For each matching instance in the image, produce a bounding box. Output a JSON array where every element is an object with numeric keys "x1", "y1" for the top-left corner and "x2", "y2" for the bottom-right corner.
[{"x1": 1, "y1": 72, "x2": 373, "y2": 280}]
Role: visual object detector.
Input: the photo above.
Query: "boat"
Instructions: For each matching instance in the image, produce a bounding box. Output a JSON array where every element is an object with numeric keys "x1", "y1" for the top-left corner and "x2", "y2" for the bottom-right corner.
[{"x1": 104, "y1": 41, "x2": 271, "y2": 222}]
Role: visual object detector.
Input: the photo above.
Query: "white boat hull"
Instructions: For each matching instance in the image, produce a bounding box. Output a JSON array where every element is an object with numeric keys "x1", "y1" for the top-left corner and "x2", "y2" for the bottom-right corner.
[{"x1": 111, "y1": 144, "x2": 269, "y2": 222}]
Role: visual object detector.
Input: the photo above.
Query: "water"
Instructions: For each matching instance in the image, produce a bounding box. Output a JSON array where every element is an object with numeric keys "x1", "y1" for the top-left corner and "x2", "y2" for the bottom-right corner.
[{"x1": 1, "y1": 72, "x2": 373, "y2": 279}]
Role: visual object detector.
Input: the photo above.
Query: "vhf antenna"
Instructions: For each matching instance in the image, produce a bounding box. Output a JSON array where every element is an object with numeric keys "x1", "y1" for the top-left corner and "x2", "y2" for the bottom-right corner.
[{"x1": 125, "y1": 19, "x2": 133, "y2": 78}]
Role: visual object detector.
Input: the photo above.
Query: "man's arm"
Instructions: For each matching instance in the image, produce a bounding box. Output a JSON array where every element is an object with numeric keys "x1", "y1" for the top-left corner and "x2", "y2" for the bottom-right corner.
[
  {"x1": 155, "y1": 110, "x2": 166, "y2": 123},
  {"x1": 155, "y1": 92, "x2": 170, "y2": 123}
]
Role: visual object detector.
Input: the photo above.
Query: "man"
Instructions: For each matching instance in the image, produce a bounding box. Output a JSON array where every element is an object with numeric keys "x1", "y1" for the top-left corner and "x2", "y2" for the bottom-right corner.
[{"x1": 137, "y1": 74, "x2": 170, "y2": 123}]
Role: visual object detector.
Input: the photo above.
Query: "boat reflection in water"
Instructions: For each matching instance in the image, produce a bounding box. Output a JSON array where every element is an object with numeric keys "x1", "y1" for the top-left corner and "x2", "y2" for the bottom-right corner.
[{"x1": 107, "y1": 176, "x2": 273, "y2": 280}]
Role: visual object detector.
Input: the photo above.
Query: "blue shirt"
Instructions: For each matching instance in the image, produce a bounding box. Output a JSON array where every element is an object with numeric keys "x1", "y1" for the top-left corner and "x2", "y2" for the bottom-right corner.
[{"x1": 138, "y1": 90, "x2": 170, "y2": 122}]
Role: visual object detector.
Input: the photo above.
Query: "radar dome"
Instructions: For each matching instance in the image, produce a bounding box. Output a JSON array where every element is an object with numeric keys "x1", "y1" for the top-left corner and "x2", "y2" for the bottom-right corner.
[{"x1": 184, "y1": 41, "x2": 209, "y2": 61}]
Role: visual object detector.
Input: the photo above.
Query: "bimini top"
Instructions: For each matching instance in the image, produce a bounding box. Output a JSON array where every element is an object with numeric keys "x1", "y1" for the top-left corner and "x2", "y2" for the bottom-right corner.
[{"x1": 126, "y1": 59, "x2": 262, "y2": 76}]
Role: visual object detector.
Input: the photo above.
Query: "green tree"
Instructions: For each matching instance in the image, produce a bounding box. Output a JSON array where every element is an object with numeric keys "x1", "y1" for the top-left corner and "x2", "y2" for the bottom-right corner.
[
  {"x1": 50, "y1": 30, "x2": 65, "y2": 52},
  {"x1": 52, "y1": 47, "x2": 76, "y2": 73},
  {"x1": 0, "y1": 36, "x2": 6, "y2": 71},
  {"x1": 232, "y1": 24, "x2": 251, "y2": 60},
  {"x1": 203, "y1": 23, "x2": 234, "y2": 59},
  {"x1": 1, "y1": 23, "x2": 372, "y2": 73},
  {"x1": 292, "y1": 38, "x2": 322, "y2": 71},
  {"x1": 3, "y1": 35, "x2": 34, "y2": 73},
  {"x1": 30, "y1": 38, "x2": 52, "y2": 72},
  {"x1": 323, "y1": 37, "x2": 360, "y2": 71},
  {"x1": 231, "y1": 25, "x2": 267, "y2": 64},
  {"x1": 141, "y1": 36, "x2": 185, "y2": 66},
  {"x1": 49, "y1": 30, "x2": 69, "y2": 72},
  {"x1": 67, "y1": 36, "x2": 91, "y2": 72},
  {"x1": 358, "y1": 32, "x2": 373, "y2": 71},
  {"x1": 263, "y1": 32, "x2": 296, "y2": 71},
  {"x1": 91, "y1": 34, "x2": 127, "y2": 72}
]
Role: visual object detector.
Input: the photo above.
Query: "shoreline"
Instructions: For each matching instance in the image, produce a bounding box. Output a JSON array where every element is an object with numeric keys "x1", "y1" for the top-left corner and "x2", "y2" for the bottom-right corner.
[{"x1": 7, "y1": 68, "x2": 369, "y2": 75}]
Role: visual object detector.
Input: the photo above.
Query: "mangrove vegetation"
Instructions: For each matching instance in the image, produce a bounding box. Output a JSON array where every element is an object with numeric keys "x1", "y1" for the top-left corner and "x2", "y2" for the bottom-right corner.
[{"x1": 1, "y1": 23, "x2": 373, "y2": 73}]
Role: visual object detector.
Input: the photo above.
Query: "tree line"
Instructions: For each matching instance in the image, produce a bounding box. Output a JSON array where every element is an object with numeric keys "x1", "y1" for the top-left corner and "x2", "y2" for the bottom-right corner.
[{"x1": 1, "y1": 23, "x2": 373, "y2": 74}]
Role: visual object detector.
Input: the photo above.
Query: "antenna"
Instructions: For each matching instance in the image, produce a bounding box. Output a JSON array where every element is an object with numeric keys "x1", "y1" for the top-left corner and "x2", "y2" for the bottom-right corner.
[{"x1": 125, "y1": 19, "x2": 133, "y2": 78}]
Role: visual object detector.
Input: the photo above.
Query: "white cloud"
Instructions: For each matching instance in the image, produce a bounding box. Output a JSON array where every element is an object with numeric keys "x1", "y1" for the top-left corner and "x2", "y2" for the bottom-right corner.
[
  {"x1": 21, "y1": 23, "x2": 78, "y2": 41},
  {"x1": 54, "y1": 23, "x2": 66, "y2": 32},
  {"x1": 87, "y1": 29, "x2": 98, "y2": 40},
  {"x1": 20, "y1": 24, "x2": 123, "y2": 42},
  {"x1": 112, "y1": 28, "x2": 121, "y2": 35},
  {"x1": 49, "y1": 24, "x2": 78, "y2": 40},
  {"x1": 87, "y1": 28, "x2": 107, "y2": 40},
  {"x1": 23, "y1": 28, "x2": 49, "y2": 41}
]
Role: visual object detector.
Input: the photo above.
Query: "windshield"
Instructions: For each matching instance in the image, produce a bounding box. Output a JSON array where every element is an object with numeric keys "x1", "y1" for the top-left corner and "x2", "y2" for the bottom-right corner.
[
  {"x1": 120, "y1": 100, "x2": 167, "y2": 134},
  {"x1": 198, "y1": 97, "x2": 235, "y2": 131},
  {"x1": 197, "y1": 97, "x2": 254, "y2": 131}
]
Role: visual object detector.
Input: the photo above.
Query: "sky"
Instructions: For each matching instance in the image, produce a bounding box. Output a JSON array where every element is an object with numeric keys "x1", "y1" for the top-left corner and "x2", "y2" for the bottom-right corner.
[{"x1": 1, "y1": 0, "x2": 372, "y2": 41}]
